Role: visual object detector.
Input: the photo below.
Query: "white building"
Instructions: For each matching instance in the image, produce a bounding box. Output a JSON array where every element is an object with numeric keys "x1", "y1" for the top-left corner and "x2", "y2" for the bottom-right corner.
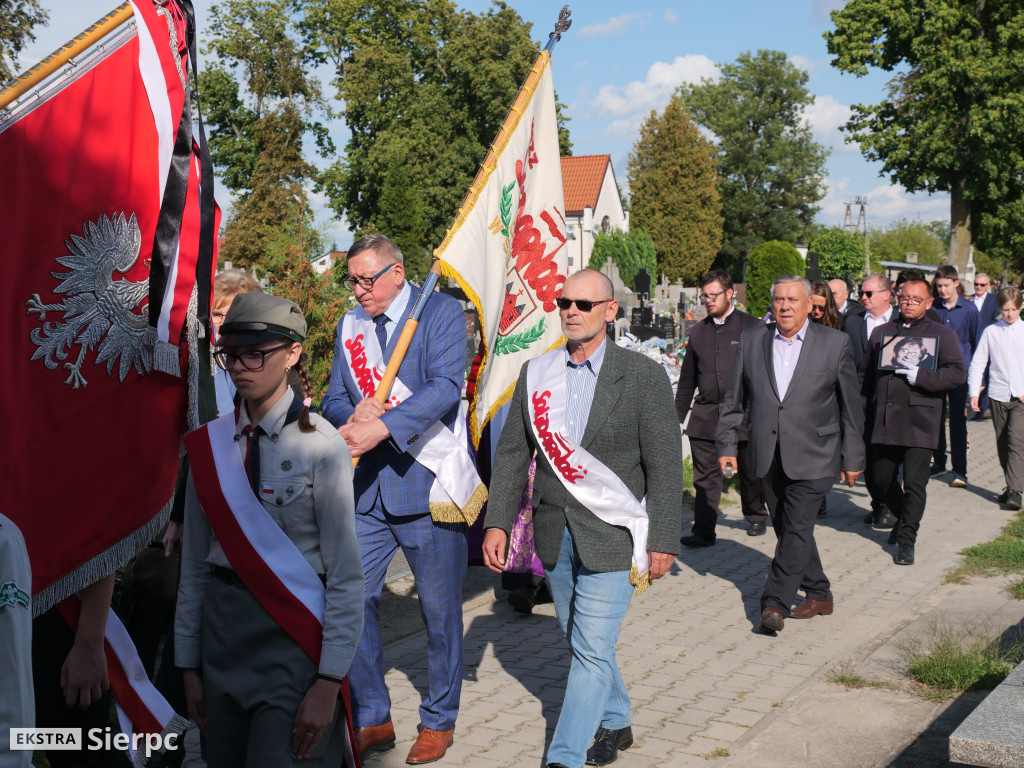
[{"x1": 561, "y1": 154, "x2": 628, "y2": 273}]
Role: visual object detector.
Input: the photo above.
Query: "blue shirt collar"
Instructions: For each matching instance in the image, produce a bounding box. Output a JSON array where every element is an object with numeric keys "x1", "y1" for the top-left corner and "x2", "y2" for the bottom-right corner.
[
  {"x1": 381, "y1": 281, "x2": 412, "y2": 324},
  {"x1": 774, "y1": 318, "x2": 810, "y2": 342},
  {"x1": 565, "y1": 337, "x2": 607, "y2": 376}
]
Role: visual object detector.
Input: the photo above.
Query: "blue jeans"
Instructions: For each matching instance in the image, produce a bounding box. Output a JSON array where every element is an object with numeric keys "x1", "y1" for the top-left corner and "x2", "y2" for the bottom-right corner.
[{"x1": 543, "y1": 527, "x2": 634, "y2": 768}]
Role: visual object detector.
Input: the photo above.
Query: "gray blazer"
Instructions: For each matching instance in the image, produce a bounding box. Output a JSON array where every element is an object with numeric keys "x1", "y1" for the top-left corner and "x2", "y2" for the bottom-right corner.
[
  {"x1": 717, "y1": 321, "x2": 866, "y2": 480},
  {"x1": 486, "y1": 342, "x2": 683, "y2": 572}
]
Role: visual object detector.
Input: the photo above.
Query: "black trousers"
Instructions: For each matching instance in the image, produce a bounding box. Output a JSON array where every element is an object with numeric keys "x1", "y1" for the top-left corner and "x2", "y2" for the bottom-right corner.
[
  {"x1": 32, "y1": 607, "x2": 132, "y2": 768},
  {"x1": 934, "y1": 383, "x2": 969, "y2": 475},
  {"x1": 873, "y1": 444, "x2": 932, "y2": 546},
  {"x1": 759, "y1": 453, "x2": 834, "y2": 617},
  {"x1": 689, "y1": 438, "x2": 767, "y2": 541}
]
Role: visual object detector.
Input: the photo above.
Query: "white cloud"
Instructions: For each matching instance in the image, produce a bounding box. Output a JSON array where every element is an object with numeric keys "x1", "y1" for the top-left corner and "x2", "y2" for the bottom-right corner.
[
  {"x1": 818, "y1": 178, "x2": 949, "y2": 228},
  {"x1": 789, "y1": 54, "x2": 821, "y2": 74},
  {"x1": 664, "y1": 9, "x2": 678, "y2": 24},
  {"x1": 804, "y1": 94, "x2": 857, "y2": 153},
  {"x1": 589, "y1": 55, "x2": 719, "y2": 119},
  {"x1": 811, "y1": 0, "x2": 846, "y2": 23},
  {"x1": 578, "y1": 13, "x2": 644, "y2": 39}
]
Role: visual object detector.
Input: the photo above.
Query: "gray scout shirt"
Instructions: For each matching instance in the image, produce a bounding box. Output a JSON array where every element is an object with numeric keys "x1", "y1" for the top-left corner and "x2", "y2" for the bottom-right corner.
[{"x1": 175, "y1": 389, "x2": 364, "y2": 679}]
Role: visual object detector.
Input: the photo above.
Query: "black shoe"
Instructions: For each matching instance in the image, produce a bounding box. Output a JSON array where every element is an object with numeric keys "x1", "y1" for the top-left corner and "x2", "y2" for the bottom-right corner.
[
  {"x1": 863, "y1": 510, "x2": 877, "y2": 525},
  {"x1": 747, "y1": 520, "x2": 767, "y2": 536},
  {"x1": 894, "y1": 544, "x2": 915, "y2": 565},
  {"x1": 888, "y1": 528, "x2": 898, "y2": 546},
  {"x1": 548, "y1": 764, "x2": 571, "y2": 768},
  {"x1": 507, "y1": 585, "x2": 536, "y2": 615},
  {"x1": 1007, "y1": 490, "x2": 1023, "y2": 511},
  {"x1": 585, "y1": 726, "x2": 633, "y2": 766},
  {"x1": 998, "y1": 489, "x2": 1010, "y2": 504},
  {"x1": 875, "y1": 509, "x2": 897, "y2": 528},
  {"x1": 681, "y1": 535, "x2": 715, "y2": 548},
  {"x1": 929, "y1": 464, "x2": 948, "y2": 478}
]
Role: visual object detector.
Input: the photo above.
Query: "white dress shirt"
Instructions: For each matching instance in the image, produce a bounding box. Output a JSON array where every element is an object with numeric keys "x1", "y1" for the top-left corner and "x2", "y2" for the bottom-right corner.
[{"x1": 969, "y1": 319, "x2": 1024, "y2": 401}]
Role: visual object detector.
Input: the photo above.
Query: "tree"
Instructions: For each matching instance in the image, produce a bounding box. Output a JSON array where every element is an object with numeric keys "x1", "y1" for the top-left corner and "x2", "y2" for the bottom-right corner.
[
  {"x1": 0, "y1": 0, "x2": 48, "y2": 83},
  {"x1": 869, "y1": 219, "x2": 946, "y2": 267},
  {"x1": 626, "y1": 98, "x2": 722, "y2": 284},
  {"x1": 200, "y1": 0, "x2": 331, "y2": 270},
  {"x1": 826, "y1": 2, "x2": 1024, "y2": 273},
  {"x1": 808, "y1": 228, "x2": 866, "y2": 281},
  {"x1": 299, "y1": 0, "x2": 570, "y2": 266},
  {"x1": 745, "y1": 240, "x2": 804, "y2": 318},
  {"x1": 678, "y1": 50, "x2": 828, "y2": 276},
  {"x1": 587, "y1": 229, "x2": 657, "y2": 290}
]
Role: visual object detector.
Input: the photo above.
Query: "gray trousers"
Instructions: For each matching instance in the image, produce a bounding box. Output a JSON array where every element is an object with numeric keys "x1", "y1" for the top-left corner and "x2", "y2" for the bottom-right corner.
[
  {"x1": 202, "y1": 577, "x2": 345, "y2": 768},
  {"x1": 990, "y1": 399, "x2": 1024, "y2": 492}
]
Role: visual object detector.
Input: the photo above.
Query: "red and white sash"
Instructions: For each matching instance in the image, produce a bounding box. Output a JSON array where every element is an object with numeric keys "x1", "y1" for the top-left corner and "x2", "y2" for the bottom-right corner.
[
  {"x1": 526, "y1": 349, "x2": 652, "y2": 593},
  {"x1": 57, "y1": 598, "x2": 189, "y2": 766},
  {"x1": 340, "y1": 308, "x2": 486, "y2": 525},
  {"x1": 184, "y1": 414, "x2": 358, "y2": 766}
]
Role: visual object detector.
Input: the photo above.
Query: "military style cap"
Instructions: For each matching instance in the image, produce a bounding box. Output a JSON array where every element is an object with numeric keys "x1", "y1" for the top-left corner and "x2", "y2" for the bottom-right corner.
[{"x1": 216, "y1": 292, "x2": 307, "y2": 347}]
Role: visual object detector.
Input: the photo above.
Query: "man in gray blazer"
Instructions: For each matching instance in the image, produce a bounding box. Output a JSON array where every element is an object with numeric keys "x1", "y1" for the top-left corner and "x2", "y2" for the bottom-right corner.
[
  {"x1": 483, "y1": 269, "x2": 682, "y2": 768},
  {"x1": 718, "y1": 276, "x2": 865, "y2": 634}
]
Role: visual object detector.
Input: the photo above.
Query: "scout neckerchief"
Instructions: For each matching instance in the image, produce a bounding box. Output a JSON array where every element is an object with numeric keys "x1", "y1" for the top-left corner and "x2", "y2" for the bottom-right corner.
[
  {"x1": 184, "y1": 411, "x2": 358, "y2": 767},
  {"x1": 527, "y1": 347, "x2": 652, "y2": 594},
  {"x1": 340, "y1": 305, "x2": 486, "y2": 524}
]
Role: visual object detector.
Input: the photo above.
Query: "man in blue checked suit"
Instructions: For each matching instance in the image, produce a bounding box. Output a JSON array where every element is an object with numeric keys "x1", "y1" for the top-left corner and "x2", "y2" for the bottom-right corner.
[{"x1": 322, "y1": 234, "x2": 467, "y2": 765}]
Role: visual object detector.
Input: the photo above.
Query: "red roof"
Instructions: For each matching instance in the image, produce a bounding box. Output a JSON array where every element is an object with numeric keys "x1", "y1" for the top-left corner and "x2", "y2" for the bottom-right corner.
[{"x1": 561, "y1": 154, "x2": 610, "y2": 213}]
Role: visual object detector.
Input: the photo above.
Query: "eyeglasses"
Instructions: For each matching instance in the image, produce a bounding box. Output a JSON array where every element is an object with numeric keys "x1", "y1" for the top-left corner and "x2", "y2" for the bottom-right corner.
[
  {"x1": 860, "y1": 290, "x2": 888, "y2": 299},
  {"x1": 556, "y1": 297, "x2": 612, "y2": 312},
  {"x1": 897, "y1": 294, "x2": 927, "y2": 306},
  {"x1": 214, "y1": 343, "x2": 292, "y2": 371},
  {"x1": 342, "y1": 263, "x2": 394, "y2": 290},
  {"x1": 974, "y1": 282, "x2": 990, "y2": 287},
  {"x1": 810, "y1": 303, "x2": 827, "y2": 312},
  {"x1": 698, "y1": 289, "x2": 728, "y2": 303}
]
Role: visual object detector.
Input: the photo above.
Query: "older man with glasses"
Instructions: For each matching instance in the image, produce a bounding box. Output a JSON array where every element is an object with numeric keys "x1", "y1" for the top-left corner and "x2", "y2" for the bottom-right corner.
[
  {"x1": 859, "y1": 277, "x2": 967, "y2": 566},
  {"x1": 970, "y1": 273, "x2": 999, "y2": 420},
  {"x1": 675, "y1": 270, "x2": 769, "y2": 544}
]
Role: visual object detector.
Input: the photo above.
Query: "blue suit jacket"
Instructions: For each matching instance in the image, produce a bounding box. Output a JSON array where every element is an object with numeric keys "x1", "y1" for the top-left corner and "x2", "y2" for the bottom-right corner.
[
  {"x1": 973, "y1": 292, "x2": 999, "y2": 329},
  {"x1": 321, "y1": 284, "x2": 466, "y2": 517}
]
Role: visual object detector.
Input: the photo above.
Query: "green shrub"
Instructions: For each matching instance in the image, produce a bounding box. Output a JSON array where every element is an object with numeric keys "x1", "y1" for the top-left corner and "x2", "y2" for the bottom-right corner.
[
  {"x1": 745, "y1": 240, "x2": 804, "y2": 318},
  {"x1": 809, "y1": 227, "x2": 866, "y2": 282}
]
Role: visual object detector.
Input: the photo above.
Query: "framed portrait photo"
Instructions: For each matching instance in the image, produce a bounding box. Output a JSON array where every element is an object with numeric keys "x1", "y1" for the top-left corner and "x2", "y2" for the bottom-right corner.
[{"x1": 878, "y1": 334, "x2": 939, "y2": 372}]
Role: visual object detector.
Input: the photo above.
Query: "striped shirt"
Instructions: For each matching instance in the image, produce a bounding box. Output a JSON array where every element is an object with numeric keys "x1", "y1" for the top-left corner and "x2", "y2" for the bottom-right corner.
[{"x1": 565, "y1": 339, "x2": 607, "y2": 443}]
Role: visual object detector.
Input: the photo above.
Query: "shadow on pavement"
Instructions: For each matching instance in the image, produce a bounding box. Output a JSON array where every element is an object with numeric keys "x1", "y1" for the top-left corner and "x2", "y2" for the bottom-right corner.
[{"x1": 675, "y1": 537, "x2": 773, "y2": 631}]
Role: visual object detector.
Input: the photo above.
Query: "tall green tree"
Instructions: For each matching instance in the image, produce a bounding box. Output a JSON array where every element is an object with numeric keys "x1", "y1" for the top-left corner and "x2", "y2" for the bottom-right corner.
[
  {"x1": 745, "y1": 240, "x2": 805, "y2": 318},
  {"x1": 626, "y1": 98, "x2": 722, "y2": 284},
  {"x1": 808, "y1": 228, "x2": 866, "y2": 281},
  {"x1": 825, "y1": 1, "x2": 1024, "y2": 273},
  {"x1": 0, "y1": 0, "x2": 48, "y2": 83},
  {"x1": 201, "y1": 0, "x2": 331, "y2": 270},
  {"x1": 299, "y1": 0, "x2": 570, "y2": 279},
  {"x1": 678, "y1": 50, "x2": 828, "y2": 276}
]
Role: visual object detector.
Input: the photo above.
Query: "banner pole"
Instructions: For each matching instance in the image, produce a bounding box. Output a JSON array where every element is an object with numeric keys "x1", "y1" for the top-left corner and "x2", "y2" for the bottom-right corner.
[
  {"x1": 352, "y1": 6, "x2": 572, "y2": 467},
  {"x1": 0, "y1": 3, "x2": 134, "y2": 111}
]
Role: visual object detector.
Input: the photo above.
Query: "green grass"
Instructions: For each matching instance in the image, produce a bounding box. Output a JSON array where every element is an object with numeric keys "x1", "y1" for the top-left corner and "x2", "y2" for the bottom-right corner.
[
  {"x1": 701, "y1": 747, "x2": 730, "y2": 759},
  {"x1": 1008, "y1": 578, "x2": 1024, "y2": 600},
  {"x1": 683, "y1": 455, "x2": 694, "y2": 489},
  {"x1": 946, "y1": 509, "x2": 1024, "y2": 587},
  {"x1": 895, "y1": 620, "x2": 1023, "y2": 695}
]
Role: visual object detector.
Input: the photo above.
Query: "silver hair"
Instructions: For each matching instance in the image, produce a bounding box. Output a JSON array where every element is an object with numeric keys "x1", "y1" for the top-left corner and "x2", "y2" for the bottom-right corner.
[
  {"x1": 348, "y1": 233, "x2": 405, "y2": 267},
  {"x1": 771, "y1": 275, "x2": 811, "y2": 299}
]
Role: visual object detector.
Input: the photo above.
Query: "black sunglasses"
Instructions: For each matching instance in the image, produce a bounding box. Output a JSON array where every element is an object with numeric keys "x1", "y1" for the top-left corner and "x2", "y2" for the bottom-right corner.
[
  {"x1": 556, "y1": 297, "x2": 612, "y2": 312},
  {"x1": 860, "y1": 290, "x2": 889, "y2": 299}
]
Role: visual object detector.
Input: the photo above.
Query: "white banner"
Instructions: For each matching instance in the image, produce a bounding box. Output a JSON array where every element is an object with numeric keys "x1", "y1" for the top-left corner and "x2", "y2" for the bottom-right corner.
[{"x1": 436, "y1": 52, "x2": 569, "y2": 446}]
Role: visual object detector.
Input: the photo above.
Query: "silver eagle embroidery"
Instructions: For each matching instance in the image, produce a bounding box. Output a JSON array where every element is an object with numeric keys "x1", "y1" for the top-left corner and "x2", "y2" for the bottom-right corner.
[{"x1": 26, "y1": 212, "x2": 153, "y2": 389}]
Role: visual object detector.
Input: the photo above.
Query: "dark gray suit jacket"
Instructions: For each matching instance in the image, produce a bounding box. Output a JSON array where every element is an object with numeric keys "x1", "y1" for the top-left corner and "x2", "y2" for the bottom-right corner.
[
  {"x1": 486, "y1": 342, "x2": 682, "y2": 572},
  {"x1": 717, "y1": 321, "x2": 866, "y2": 480}
]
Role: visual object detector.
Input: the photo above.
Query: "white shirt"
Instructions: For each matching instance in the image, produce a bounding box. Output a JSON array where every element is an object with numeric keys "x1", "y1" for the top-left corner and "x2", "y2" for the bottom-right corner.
[
  {"x1": 712, "y1": 306, "x2": 736, "y2": 326},
  {"x1": 973, "y1": 293, "x2": 988, "y2": 314},
  {"x1": 968, "y1": 320, "x2": 1024, "y2": 401},
  {"x1": 865, "y1": 307, "x2": 894, "y2": 341}
]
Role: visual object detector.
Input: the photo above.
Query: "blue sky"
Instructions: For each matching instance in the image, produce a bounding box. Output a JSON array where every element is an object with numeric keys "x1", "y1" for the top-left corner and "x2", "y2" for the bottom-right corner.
[{"x1": 21, "y1": 1, "x2": 951, "y2": 251}]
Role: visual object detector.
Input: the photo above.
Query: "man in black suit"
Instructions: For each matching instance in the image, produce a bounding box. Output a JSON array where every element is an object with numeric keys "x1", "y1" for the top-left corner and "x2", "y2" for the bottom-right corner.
[
  {"x1": 718, "y1": 276, "x2": 865, "y2": 634},
  {"x1": 676, "y1": 270, "x2": 768, "y2": 544},
  {"x1": 860, "y1": 276, "x2": 967, "y2": 565},
  {"x1": 843, "y1": 273, "x2": 896, "y2": 527}
]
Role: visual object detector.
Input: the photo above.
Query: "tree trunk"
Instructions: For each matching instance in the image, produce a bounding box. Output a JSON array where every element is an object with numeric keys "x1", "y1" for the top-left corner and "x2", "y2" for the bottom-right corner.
[{"x1": 949, "y1": 179, "x2": 971, "y2": 275}]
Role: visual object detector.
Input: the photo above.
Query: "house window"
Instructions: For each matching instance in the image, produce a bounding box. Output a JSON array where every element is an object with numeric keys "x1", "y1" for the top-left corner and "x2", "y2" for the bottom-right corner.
[{"x1": 601, "y1": 216, "x2": 610, "y2": 233}]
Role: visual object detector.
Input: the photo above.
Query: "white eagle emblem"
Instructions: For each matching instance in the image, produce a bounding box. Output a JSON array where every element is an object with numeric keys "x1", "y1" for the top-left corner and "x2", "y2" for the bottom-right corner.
[{"x1": 26, "y1": 212, "x2": 153, "y2": 389}]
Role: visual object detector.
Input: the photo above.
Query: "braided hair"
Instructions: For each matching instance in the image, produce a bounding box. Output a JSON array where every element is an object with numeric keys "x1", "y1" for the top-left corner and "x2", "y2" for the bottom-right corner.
[{"x1": 293, "y1": 351, "x2": 316, "y2": 433}]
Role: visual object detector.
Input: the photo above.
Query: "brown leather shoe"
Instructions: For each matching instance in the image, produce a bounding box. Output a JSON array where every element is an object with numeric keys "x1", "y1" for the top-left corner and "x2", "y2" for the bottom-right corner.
[
  {"x1": 355, "y1": 721, "x2": 396, "y2": 759},
  {"x1": 759, "y1": 606, "x2": 784, "y2": 633},
  {"x1": 406, "y1": 726, "x2": 454, "y2": 764},
  {"x1": 790, "y1": 598, "x2": 834, "y2": 619}
]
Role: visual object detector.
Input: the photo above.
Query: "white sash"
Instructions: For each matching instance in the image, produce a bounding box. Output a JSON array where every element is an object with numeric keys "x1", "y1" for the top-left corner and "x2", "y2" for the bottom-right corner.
[
  {"x1": 340, "y1": 308, "x2": 486, "y2": 524},
  {"x1": 527, "y1": 349, "x2": 652, "y2": 593}
]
